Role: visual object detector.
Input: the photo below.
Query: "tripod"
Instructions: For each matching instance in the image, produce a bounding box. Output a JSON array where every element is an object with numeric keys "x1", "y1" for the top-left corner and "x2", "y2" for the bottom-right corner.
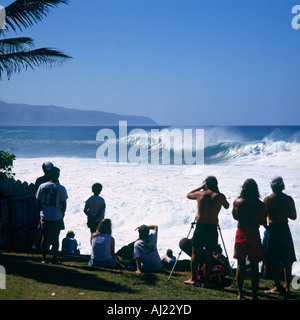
[
  {"x1": 217, "y1": 224, "x2": 235, "y2": 283},
  {"x1": 167, "y1": 219, "x2": 196, "y2": 281},
  {"x1": 167, "y1": 221, "x2": 235, "y2": 283}
]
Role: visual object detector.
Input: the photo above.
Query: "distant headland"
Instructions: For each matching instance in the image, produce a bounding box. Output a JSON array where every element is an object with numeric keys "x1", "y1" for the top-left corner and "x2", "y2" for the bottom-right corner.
[{"x1": 0, "y1": 100, "x2": 158, "y2": 126}]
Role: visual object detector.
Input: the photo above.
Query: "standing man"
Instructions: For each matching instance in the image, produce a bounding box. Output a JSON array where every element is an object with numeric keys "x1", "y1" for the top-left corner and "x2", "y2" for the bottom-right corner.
[
  {"x1": 32, "y1": 161, "x2": 54, "y2": 251},
  {"x1": 264, "y1": 176, "x2": 297, "y2": 296},
  {"x1": 133, "y1": 224, "x2": 162, "y2": 275},
  {"x1": 36, "y1": 167, "x2": 68, "y2": 264},
  {"x1": 184, "y1": 176, "x2": 229, "y2": 287},
  {"x1": 232, "y1": 179, "x2": 266, "y2": 300},
  {"x1": 34, "y1": 161, "x2": 54, "y2": 190}
]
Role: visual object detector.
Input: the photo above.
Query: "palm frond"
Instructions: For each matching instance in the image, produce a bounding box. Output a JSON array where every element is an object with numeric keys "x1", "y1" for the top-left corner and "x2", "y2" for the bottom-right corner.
[
  {"x1": 5, "y1": 0, "x2": 69, "y2": 32},
  {"x1": 0, "y1": 47, "x2": 72, "y2": 80},
  {"x1": 0, "y1": 37, "x2": 34, "y2": 53}
]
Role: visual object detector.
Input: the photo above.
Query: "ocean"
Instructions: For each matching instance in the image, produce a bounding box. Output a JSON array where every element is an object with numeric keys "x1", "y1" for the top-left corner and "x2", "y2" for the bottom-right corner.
[{"x1": 1, "y1": 125, "x2": 300, "y2": 275}]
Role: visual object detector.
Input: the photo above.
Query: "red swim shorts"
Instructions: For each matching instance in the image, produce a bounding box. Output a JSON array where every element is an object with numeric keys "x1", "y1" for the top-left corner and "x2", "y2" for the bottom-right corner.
[{"x1": 234, "y1": 228, "x2": 262, "y2": 262}]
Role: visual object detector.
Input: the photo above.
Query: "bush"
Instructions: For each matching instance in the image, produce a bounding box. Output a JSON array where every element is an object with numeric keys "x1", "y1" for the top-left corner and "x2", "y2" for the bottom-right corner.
[{"x1": 0, "y1": 150, "x2": 16, "y2": 178}]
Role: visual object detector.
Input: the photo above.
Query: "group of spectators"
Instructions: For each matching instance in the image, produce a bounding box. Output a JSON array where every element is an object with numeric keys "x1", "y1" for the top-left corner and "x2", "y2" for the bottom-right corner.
[{"x1": 34, "y1": 161, "x2": 297, "y2": 300}]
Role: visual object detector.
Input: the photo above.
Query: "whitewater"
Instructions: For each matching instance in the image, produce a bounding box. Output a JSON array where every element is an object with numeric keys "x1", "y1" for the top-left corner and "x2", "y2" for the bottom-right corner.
[{"x1": 10, "y1": 127, "x2": 300, "y2": 276}]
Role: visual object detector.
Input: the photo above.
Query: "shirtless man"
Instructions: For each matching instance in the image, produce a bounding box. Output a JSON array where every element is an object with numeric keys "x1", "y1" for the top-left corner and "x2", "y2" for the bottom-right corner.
[
  {"x1": 184, "y1": 176, "x2": 229, "y2": 287},
  {"x1": 264, "y1": 176, "x2": 297, "y2": 295},
  {"x1": 232, "y1": 179, "x2": 266, "y2": 300}
]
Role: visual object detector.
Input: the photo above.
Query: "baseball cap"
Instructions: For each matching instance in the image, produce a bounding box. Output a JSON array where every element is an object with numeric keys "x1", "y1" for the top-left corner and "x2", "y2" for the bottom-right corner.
[
  {"x1": 43, "y1": 161, "x2": 53, "y2": 171},
  {"x1": 270, "y1": 176, "x2": 284, "y2": 187}
]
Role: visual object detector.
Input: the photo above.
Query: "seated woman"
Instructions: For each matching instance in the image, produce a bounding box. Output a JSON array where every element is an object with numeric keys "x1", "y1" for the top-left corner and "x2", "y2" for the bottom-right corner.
[{"x1": 88, "y1": 219, "x2": 117, "y2": 268}]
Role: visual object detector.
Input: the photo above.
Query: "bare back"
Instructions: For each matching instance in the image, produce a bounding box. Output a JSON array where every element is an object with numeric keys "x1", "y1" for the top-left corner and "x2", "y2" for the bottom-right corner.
[
  {"x1": 194, "y1": 190, "x2": 229, "y2": 225},
  {"x1": 233, "y1": 197, "x2": 266, "y2": 229},
  {"x1": 264, "y1": 192, "x2": 297, "y2": 225}
]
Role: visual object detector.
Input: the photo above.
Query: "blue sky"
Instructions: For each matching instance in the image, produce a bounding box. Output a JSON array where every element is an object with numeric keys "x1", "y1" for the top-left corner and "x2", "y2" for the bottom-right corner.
[{"x1": 1, "y1": 0, "x2": 300, "y2": 125}]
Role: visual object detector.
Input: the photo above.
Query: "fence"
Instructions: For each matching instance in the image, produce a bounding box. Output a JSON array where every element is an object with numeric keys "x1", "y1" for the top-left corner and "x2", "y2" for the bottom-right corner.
[{"x1": 0, "y1": 176, "x2": 39, "y2": 250}]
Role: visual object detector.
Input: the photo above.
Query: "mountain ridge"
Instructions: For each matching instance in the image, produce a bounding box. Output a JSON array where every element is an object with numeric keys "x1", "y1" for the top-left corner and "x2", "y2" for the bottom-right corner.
[{"x1": 0, "y1": 100, "x2": 158, "y2": 126}]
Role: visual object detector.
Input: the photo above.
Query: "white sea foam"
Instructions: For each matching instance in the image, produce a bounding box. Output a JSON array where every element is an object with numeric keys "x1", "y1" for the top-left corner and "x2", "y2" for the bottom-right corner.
[{"x1": 13, "y1": 150, "x2": 300, "y2": 276}]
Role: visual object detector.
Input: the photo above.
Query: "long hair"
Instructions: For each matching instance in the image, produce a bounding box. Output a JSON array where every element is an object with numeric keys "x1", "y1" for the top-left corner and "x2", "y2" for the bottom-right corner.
[
  {"x1": 205, "y1": 176, "x2": 220, "y2": 193},
  {"x1": 91, "y1": 219, "x2": 112, "y2": 240},
  {"x1": 239, "y1": 179, "x2": 260, "y2": 199}
]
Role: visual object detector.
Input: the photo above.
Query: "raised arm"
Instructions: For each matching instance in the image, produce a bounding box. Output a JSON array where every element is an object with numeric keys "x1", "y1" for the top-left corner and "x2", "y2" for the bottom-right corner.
[
  {"x1": 134, "y1": 225, "x2": 158, "y2": 232},
  {"x1": 147, "y1": 225, "x2": 158, "y2": 232},
  {"x1": 221, "y1": 194, "x2": 230, "y2": 209},
  {"x1": 187, "y1": 183, "x2": 206, "y2": 199}
]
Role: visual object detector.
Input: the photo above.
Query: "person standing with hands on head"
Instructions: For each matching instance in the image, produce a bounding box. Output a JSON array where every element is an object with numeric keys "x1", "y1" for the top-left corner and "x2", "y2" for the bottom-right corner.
[
  {"x1": 232, "y1": 179, "x2": 266, "y2": 300},
  {"x1": 36, "y1": 167, "x2": 68, "y2": 264},
  {"x1": 184, "y1": 176, "x2": 229, "y2": 288},
  {"x1": 264, "y1": 176, "x2": 297, "y2": 296},
  {"x1": 133, "y1": 224, "x2": 162, "y2": 275}
]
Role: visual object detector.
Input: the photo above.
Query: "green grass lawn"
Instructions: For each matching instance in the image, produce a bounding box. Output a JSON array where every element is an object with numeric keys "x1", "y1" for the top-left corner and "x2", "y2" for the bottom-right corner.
[{"x1": 0, "y1": 251, "x2": 299, "y2": 301}]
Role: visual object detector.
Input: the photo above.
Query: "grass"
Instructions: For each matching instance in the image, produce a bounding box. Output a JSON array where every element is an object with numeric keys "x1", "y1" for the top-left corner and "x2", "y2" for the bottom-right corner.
[{"x1": 0, "y1": 250, "x2": 299, "y2": 301}]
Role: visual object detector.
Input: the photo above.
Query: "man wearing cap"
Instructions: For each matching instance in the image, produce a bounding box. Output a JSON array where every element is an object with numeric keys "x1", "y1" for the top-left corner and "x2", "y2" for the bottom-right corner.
[
  {"x1": 32, "y1": 162, "x2": 55, "y2": 251},
  {"x1": 264, "y1": 176, "x2": 297, "y2": 295},
  {"x1": 36, "y1": 167, "x2": 68, "y2": 264},
  {"x1": 35, "y1": 161, "x2": 54, "y2": 190}
]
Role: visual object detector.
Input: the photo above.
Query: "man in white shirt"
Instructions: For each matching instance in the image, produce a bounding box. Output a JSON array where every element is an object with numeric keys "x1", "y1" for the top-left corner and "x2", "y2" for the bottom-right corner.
[
  {"x1": 133, "y1": 225, "x2": 162, "y2": 274},
  {"x1": 36, "y1": 167, "x2": 68, "y2": 264}
]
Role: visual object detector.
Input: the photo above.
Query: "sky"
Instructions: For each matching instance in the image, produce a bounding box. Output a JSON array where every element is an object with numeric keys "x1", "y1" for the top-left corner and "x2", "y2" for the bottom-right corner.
[{"x1": 1, "y1": 0, "x2": 300, "y2": 126}]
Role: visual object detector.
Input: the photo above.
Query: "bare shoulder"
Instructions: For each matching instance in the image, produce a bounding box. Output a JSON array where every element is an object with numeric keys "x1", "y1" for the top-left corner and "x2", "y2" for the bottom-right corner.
[
  {"x1": 284, "y1": 194, "x2": 295, "y2": 206},
  {"x1": 233, "y1": 197, "x2": 243, "y2": 206},
  {"x1": 196, "y1": 190, "x2": 209, "y2": 198},
  {"x1": 264, "y1": 194, "x2": 274, "y2": 203}
]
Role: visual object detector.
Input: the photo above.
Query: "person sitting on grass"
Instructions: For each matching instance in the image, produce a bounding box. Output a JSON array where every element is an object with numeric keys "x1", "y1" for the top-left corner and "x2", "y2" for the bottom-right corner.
[
  {"x1": 88, "y1": 219, "x2": 117, "y2": 269},
  {"x1": 133, "y1": 224, "x2": 162, "y2": 275},
  {"x1": 161, "y1": 249, "x2": 176, "y2": 263},
  {"x1": 62, "y1": 230, "x2": 80, "y2": 255}
]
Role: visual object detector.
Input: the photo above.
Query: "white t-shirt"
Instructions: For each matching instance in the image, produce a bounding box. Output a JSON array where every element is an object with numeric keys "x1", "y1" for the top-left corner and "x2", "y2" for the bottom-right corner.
[
  {"x1": 133, "y1": 231, "x2": 162, "y2": 271},
  {"x1": 36, "y1": 181, "x2": 68, "y2": 221},
  {"x1": 85, "y1": 195, "x2": 106, "y2": 222},
  {"x1": 91, "y1": 233, "x2": 113, "y2": 261}
]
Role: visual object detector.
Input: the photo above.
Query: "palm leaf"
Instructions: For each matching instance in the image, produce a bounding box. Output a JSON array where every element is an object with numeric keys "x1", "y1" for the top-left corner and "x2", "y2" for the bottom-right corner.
[
  {"x1": 0, "y1": 47, "x2": 72, "y2": 79},
  {"x1": 0, "y1": 37, "x2": 34, "y2": 53},
  {"x1": 5, "y1": 0, "x2": 69, "y2": 32}
]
